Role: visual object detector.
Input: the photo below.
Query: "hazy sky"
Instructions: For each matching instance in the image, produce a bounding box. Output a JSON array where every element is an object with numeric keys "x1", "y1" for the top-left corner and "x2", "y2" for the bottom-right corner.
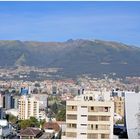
[{"x1": 0, "y1": 1, "x2": 140, "y2": 46}]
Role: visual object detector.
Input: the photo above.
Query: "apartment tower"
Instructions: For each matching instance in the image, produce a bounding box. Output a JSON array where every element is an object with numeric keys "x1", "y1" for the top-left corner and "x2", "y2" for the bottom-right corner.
[
  {"x1": 18, "y1": 96, "x2": 39, "y2": 120},
  {"x1": 66, "y1": 91, "x2": 114, "y2": 139}
]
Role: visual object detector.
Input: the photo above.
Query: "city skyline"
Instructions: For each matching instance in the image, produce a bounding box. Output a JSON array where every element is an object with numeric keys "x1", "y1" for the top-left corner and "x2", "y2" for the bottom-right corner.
[{"x1": 0, "y1": 1, "x2": 140, "y2": 46}]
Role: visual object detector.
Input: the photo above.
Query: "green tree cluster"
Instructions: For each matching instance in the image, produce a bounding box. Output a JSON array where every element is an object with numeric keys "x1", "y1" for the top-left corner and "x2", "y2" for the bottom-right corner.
[
  {"x1": 56, "y1": 108, "x2": 66, "y2": 121},
  {"x1": 116, "y1": 118, "x2": 124, "y2": 124},
  {"x1": 18, "y1": 117, "x2": 43, "y2": 129},
  {"x1": 6, "y1": 114, "x2": 17, "y2": 124},
  {"x1": 51, "y1": 102, "x2": 58, "y2": 114}
]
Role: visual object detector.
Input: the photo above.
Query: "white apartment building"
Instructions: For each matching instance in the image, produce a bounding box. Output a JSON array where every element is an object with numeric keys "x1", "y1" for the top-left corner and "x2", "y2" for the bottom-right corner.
[
  {"x1": 18, "y1": 96, "x2": 40, "y2": 120},
  {"x1": 66, "y1": 91, "x2": 114, "y2": 139}
]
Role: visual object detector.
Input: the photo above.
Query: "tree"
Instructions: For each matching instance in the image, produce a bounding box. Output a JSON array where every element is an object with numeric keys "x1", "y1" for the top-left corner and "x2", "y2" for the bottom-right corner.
[
  {"x1": 56, "y1": 108, "x2": 66, "y2": 121},
  {"x1": 30, "y1": 117, "x2": 40, "y2": 127},
  {"x1": 18, "y1": 117, "x2": 40, "y2": 129},
  {"x1": 9, "y1": 115, "x2": 17, "y2": 124},
  {"x1": 116, "y1": 118, "x2": 124, "y2": 124},
  {"x1": 60, "y1": 100, "x2": 66, "y2": 106},
  {"x1": 40, "y1": 119, "x2": 46, "y2": 129},
  {"x1": 19, "y1": 119, "x2": 31, "y2": 129},
  {"x1": 51, "y1": 102, "x2": 58, "y2": 114}
]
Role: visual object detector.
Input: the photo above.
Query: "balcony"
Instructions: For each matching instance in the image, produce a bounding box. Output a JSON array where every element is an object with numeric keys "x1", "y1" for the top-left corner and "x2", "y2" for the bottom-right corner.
[
  {"x1": 88, "y1": 116, "x2": 110, "y2": 121},
  {"x1": 87, "y1": 133, "x2": 98, "y2": 139},
  {"x1": 66, "y1": 132, "x2": 77, "y2": 138},
  {"x1": 67, "y1": 105, "x2": 77, "y2": 111},
  {"x1": 87, "y1": 129, "x2": 110, "y2": 134},
  {"x1": 88, "y1": 124, "x2": 110, "y2": 129},
  {"x1": 88, "y1": 106, "x2": 111, "y2": 113},
  {"x1": 67, "y1": 114, "x2": 77, "y2": 120}
]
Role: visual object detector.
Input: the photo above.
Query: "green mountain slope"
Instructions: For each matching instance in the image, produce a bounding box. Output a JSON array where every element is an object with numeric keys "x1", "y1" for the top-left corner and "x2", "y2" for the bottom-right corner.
[{"x1": 0, "y1": 39, "x2": 140, "y2": 77}]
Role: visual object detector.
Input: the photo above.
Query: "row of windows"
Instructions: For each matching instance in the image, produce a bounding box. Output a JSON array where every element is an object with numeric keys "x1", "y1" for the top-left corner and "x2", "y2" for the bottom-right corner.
[
  {"x1": 67, "y1": 114, "x2": 110, "y2": 121},
  {"x1": 67, "y1": 106, "x2": 111, "y2": 112},
  {"x1": 66, "y1": 132, "x2": 109, "y2": 139},
  {"x1": 67, "y1": 123, "x2": 110, "y2": 130}
]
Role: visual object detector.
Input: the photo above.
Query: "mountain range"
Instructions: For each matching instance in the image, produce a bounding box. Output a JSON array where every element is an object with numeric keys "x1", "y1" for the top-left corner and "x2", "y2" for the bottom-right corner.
[{"x1": 0, "y1": 39, "x2": 140, "y2": 77}]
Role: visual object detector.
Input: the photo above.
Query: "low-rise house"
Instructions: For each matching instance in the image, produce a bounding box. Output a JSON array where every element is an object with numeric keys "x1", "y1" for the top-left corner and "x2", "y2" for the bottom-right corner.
[
  {"x1": 39, "y1": 131, "x2": 55, "y2": 139},
  {"x1": 43, "y1": 121, "x2": 62, "y2": 139},
  {"x1": 20, "y1": 127, "x2": 43, "y2": 139}
]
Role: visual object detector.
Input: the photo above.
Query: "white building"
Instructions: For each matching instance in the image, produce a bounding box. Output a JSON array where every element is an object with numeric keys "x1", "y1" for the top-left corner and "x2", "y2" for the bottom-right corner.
[
  {"x1": 5, "y1": 109, "x2": 18, "y2": 117},
  {"x1": 0, "y1": 120, "x2": 12, "y2": 138},
  {"x1": 66, "y1": 91, "x2": 114, "y2": 139},
  {"x1": 125, "y1": 92, "x2": 140, "y2": 139},
  {"x1": 18, "y1": 96, "x2": 40, "y2": 120},
  {"x1": 31, "y1": 93, "x2": 48, "y2": 109}
]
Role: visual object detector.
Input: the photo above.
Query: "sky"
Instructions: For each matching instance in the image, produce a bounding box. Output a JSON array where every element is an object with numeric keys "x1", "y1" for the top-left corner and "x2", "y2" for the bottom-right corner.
[{"x1": 0, "y1": 1, "x2": 140, "y2": 46}]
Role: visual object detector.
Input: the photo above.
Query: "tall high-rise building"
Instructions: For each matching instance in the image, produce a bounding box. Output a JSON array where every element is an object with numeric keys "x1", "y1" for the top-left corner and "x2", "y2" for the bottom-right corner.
[
  {"x1": 3, "y1": 93, "x2": 14, "y2": 109},
  {"x1": 13, "y1": 96, "x2": 20, "y2": 109},
  {"x1": 18, "y1": 96, "x2": 39, "y2": 120},
  {"x1": 66, "y1": 92, "x2": 114, "y2": 139}
]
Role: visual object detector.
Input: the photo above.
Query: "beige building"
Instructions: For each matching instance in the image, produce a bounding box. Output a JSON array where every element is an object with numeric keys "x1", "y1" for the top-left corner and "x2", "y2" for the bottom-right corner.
[
  {"x1": 113, "y1": 96, "x2": 124, "y2": 117},
  {"x1": 66, "y1": 92, "x2": 114, "y2": 139},
  {"x1": 18, "y1": 96, "x2": 39, "y2": 120}
]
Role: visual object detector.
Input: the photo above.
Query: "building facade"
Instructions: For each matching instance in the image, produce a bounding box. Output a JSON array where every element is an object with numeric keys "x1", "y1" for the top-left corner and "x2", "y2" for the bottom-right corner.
[
  {"x1": 66, "y1": 92, "x2": 114, "y2": 139},
  {"x1": 3, "y1": 93, "x2": 14, "y2": 109},
  {"x1": 0, "y1": 108, "x2": 4, "y2": 119},
  {"x1": 18, "y1": 96, "x2": 39, "y2": 120},
  {"x1": 0, "y1": 93, "x2": 3, "y2": 107},
  {"x1": 125, "y1": 92, "x2": 140, "y2": 139},
  {"x1": 113, "y1": 96, "x2": 124, "y2": 117},
  {"x1": 31, "y1": 94, "x2": 48, "y2": 110}
]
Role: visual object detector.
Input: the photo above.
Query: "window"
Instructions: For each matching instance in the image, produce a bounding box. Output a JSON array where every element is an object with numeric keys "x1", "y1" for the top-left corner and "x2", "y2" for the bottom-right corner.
[
  {"x1": 72, "y1": 124, "x2": 77, "y2": 128},
  {"x1": 89, "y1": 96, "x2": 93, "y2": 100},
  {"x1": 104, "y1": 107, "x2": 109, "y2": 112},
  {"x1": 88, "y1": 115, "x2": 98, "y2": 121},
  {"x1": 67, "y1": 123, "x2": 77, "y2": 128},
  {"x1": 101, "y1": 134, "x2": 109, "y2": 139},
  {"x1": 81, "y1": 133, "x2": 86, "y2": 135},
  {"x1": 67, "y1": 114, "x2": 77, "y2": 120},
  {"x1": 87, "y1": 133, "x2": 98, "y2": 139},
  {"x1": 95, "y1": 125, "x2": 98, "y2": 130},
  {"x1": 81, "y1": 115, "x2": 87, "y2": 117},
  {"x1": 91, "y1": 107, "x2": 94, "y2": 110},
  {"x1": 81, "y1": 124, "x2": 87, "y2": 126},
  {"x1": 81, "y1": 106, "x2": 87, "y2": 108},
  {"x1": 98, "y1": 116, "x2": 110, "y2": 121},
  {"x1": 66, "y1": 132, "x2": 76, "y2": 138}
]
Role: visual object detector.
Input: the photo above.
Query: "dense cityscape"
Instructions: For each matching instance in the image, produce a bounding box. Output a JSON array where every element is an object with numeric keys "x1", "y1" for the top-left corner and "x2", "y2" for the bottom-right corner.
[
  {"x1": 0, "y1": 1, "x2": 140, "y2": 139},
  {"x1": 0, "y1": 66, "x2": 139, "y2": 139}
]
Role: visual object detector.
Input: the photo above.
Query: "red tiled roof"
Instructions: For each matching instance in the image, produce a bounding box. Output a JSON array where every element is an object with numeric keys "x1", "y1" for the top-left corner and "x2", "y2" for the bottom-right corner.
[
  {"x1": 20, "y1": 127, "x2": 42, "y2": 136},
  {"x1": 43, "y1": 122, "x2": 61, "y2": 132}
]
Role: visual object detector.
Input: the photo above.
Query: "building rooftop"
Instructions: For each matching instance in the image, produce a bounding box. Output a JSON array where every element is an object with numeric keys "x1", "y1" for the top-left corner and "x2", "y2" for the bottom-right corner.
[
  {"x1": 74, "y1": 90, "x2": 110, "y2": 102},
  {"x1": 20, "y1": 127, "x2": 42, "y2": 137},
  {"x1": 39, "y1": 132, "x2": 54, "y2": 139},
  {"x1": 43, "y1": 121, "x2": 61, "y2": 132}
]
